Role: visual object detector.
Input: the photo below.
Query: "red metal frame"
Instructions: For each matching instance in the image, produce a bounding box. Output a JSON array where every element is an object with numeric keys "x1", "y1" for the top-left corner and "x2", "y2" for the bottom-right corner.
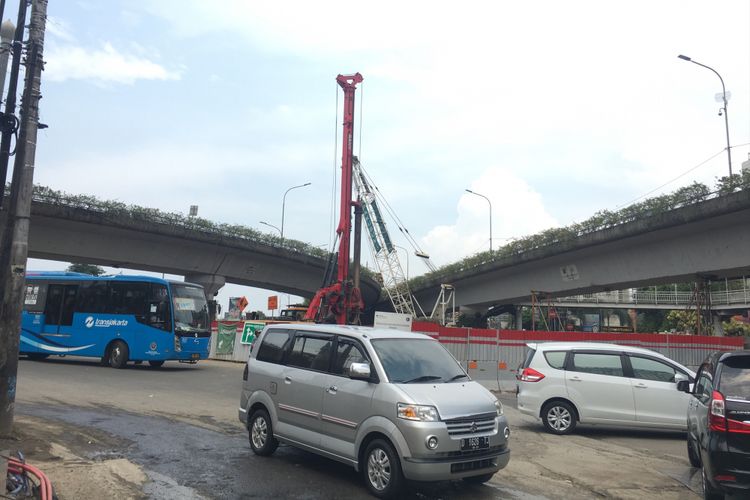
[{"x1": 305, "y1": 73, "x2": 364, "y2": 324}]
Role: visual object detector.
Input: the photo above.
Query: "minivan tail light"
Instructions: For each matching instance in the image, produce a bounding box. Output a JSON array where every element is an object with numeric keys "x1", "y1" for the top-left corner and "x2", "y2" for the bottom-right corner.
[
  {"x1": 709, "y1": 390, "x2": 727, "y2": 432},
  {"x1": 519, "y1": 367, "x2": 545, "y2": 382}
]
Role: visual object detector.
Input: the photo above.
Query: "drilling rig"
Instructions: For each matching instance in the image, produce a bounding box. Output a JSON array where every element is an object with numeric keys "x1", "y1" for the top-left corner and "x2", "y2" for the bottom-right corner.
[{"x1": 304, "y1": 73, "x2": 365, "y2": 324}]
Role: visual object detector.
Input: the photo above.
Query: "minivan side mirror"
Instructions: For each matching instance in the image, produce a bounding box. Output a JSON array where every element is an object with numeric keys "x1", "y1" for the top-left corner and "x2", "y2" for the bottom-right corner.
[
  {"x1": 349, "y1": 362, "x2": 371, "y2": 380},
  {"x1": 676, "y1": 380, "x2": 691, "y2": 393}
]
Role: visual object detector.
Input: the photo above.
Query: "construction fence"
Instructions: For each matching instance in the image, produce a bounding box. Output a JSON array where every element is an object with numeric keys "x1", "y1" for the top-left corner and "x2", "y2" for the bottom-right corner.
[
  {"x1": 411, "y1": 321, "x2": 745, "y2": 391},
  {"x1": 209, "y1": 320, "x2": 746, "y2": 392}
]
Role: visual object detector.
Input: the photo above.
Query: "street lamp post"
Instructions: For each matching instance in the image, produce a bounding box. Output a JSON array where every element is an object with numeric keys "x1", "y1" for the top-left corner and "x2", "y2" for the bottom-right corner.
[
  {"x1": 678, "y1": 54, "x2": 733, "y2": 177},
  {"x1": 465, "y1": 189, "x2": 493, "y2": 252},
  {"x1": 281, "y1": 182, "x2": 312, "y2": 239},
  {"x1": 259, "y1": 220, "x2": 281, "y2": 237}
]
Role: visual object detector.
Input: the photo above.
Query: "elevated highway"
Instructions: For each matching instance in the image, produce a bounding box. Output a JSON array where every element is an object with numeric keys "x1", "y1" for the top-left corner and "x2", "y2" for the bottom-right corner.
[
  {"x1": 0, "y1": 195, "x2": 381, "y2": 306},
  {"x1": 412, "y1": 189, "x2": 750, "y2": 312}
]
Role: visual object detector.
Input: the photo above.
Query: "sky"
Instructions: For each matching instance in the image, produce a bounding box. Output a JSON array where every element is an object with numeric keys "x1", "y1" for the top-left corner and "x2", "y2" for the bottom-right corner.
[{"x1": 8, "y1": 0, "x2": 750, "y2": 316}]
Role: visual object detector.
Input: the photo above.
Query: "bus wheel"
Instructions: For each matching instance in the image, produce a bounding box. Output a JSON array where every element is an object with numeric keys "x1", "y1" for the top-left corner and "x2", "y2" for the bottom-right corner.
[
  {"x1": 148, "y1": 360, "x2": 165, "y2": 368},
  {"x1": 108, "y1": 341, "x2": 129, "y2": 369}
]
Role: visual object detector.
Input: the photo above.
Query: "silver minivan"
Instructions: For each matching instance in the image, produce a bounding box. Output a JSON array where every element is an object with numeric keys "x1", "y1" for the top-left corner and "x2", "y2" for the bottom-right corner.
[{"x1": 238, "y1": 324, "x2": 510, "y2": 498}]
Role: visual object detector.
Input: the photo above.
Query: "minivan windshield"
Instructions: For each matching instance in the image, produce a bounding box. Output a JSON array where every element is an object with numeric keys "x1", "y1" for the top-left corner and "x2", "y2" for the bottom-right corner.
[{"x1": 371, "y1": 338, "x2": 467, "y2": 383}]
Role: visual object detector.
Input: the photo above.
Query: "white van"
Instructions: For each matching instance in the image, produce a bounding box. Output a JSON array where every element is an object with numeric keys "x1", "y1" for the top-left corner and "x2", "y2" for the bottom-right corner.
[{"x1": 517, "y1": 342, "x2": 695, "y2": 434}]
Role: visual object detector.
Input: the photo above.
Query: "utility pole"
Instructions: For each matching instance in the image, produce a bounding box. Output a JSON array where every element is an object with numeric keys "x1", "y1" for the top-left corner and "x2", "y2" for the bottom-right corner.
[
  {"x1": 0, "y1": 0, "x2": 25, "y2": 210},
  {"x1": 0, "y1": 0, "x2": 47, "y2": 436}
]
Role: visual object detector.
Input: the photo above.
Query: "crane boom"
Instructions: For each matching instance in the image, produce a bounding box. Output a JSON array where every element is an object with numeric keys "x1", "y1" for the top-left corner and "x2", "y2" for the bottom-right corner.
[
  {"x1": 304, "y1": 73, "x2": 364, "y2": 324},
  {"x1": 353, "y1": 158, "x2": 416, "y2": 316}
]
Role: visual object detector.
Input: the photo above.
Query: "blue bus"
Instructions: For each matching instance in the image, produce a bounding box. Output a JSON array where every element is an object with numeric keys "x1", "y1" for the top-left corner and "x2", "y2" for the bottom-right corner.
[{"x1": 21, "y1": 272, "x2": 211, "y2": 368}]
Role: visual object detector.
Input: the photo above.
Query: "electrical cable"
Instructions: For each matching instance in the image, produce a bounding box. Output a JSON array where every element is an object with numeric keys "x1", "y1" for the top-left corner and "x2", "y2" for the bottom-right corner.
[{"x1": 616, "y1": 148, "x2": 725, "y2": 209}]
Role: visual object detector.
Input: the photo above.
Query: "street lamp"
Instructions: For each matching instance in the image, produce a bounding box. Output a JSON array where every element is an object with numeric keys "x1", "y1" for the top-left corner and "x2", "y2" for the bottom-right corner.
[
  {"x1": 465, "y1": 189, "x2": 493, "y2": 252},
  {"x1": 281, "y1": 182, "x2": 312, "y2": 239},
  {"x1": 259, "y1": 220, "x2": 281, "y2": 237},
  {"x1": 678, "y1": 54, "x2": 733, "y2": 177}
]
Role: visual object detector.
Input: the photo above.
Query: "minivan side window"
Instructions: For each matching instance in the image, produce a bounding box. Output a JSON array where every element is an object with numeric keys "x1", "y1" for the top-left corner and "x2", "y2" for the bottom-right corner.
[
  {"x1": 332, "y1": 338, "x2": 368, "y2": 376},
  {"x1": 543, "y1": 351, "x2": 566, "y2": 370},
  {"x1": 629, "y1": 356, "x2": 678, "y2": 383},
  {"x1": 570, "y1": 353, "x2": 624, "y2": 377},
  {"x1": 287, "y1": 335, "x2": 333, "y2": 371},
  {"x1": 256, "y1": 330, "x2": 292, "y2": 364}
]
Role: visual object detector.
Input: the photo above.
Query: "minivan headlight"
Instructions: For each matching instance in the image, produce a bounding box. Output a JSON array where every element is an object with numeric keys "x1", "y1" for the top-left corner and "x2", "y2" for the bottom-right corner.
[
  {"x1": 397, "y1": 403, "x2": 439, "y2": 422},
  {"x1": 495, "y1": 400, "x2": 503, "y2": 416}
]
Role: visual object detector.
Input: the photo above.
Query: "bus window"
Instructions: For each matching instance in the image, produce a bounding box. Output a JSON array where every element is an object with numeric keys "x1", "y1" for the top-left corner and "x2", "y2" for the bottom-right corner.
[
  {"x1": 75, "y1": 281, "x2": 109, "y2": 314},
  {"x1": 110, "y1": 282, "x2": 148, "y2": 320},
  {"x1": 45, "y1": 284, "x2": 78, "y2": 326},
  {"x1": 24, "y1": 283, "x2": 47, "y2": 313},
  {"x1": 147, "y1": 283, "x2": 170, "y2": 331}
]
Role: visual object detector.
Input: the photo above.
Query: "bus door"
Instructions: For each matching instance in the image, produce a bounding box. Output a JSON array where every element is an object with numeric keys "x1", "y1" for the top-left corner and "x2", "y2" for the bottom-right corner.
[{"x1": 43, "y1": 284, "x2": 78, "y2": 336}]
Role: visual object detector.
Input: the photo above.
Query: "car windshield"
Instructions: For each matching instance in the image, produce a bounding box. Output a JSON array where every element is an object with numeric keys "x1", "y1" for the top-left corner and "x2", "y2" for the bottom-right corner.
[
  {"x1": 719, "y1": 356, "x2": 750, "y2": 401},
  {"x1": 172, "y1": 284, "x2": 209, "y2": 333},
  {"x1": 371, "y1": 338, "x2": 467, "y2": 383}
]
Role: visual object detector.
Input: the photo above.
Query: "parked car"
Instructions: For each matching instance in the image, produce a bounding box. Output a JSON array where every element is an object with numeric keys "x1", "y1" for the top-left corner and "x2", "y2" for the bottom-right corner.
[
  {"x1": 517, "y1": 342, "x2": 694, "y2": 434},
  {"x1": 680, "y1": 350, "x2": 750, "y2": 499},
  {"x1": 238, "y1": 324, "x2": 511, "y2": 498}
]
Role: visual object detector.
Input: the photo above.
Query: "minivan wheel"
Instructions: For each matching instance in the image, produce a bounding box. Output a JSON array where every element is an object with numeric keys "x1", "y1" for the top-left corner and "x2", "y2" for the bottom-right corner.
[
  {"x1": 248, "y1": 409, "x2": 278, "y2": 456},
  {"x1": 542, "y1": 401, "x2": 576, "y2": 435},
  {"x1": 687, "y1": 436, "x2": 701, "y2": 468},
  {"x1": 363, "y1": 439, "x2": 403, "y2": 499}
]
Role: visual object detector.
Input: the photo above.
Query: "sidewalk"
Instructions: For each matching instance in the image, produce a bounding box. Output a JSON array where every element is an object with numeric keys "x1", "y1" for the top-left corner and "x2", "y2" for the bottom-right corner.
[{"x1": 1, "y1": 414, "x2": 146, "y2": 499}]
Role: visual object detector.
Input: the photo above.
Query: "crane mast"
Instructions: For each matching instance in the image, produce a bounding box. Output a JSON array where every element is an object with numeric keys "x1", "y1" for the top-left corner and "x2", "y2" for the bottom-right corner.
[
  {"x1": 353, "y1": 158, "x2": 416, "y2": 316},
  {"x1": 304, "y1": 73, "x2": 364, "y2": 324}
]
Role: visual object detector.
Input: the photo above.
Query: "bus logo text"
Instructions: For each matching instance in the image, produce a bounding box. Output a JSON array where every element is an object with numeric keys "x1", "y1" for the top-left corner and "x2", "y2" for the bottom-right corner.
[{"x1": 85, "y1": 316, "x2": 128, "y2": 328}]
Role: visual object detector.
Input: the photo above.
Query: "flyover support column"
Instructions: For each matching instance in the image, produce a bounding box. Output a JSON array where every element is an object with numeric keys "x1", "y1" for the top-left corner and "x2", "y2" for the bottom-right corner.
[
  {"x1": 185, "y1": 274, "x2": 226, "y2": 323},
  {"x1": 515, "y1": 307, "x2": 523, "y2": 330}
]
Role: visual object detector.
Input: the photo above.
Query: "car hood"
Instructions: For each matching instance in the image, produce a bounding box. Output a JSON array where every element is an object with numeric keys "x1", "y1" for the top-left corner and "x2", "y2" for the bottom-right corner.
[{"x1": 394, "y1": 381, "x2": 497, "y2": 420}]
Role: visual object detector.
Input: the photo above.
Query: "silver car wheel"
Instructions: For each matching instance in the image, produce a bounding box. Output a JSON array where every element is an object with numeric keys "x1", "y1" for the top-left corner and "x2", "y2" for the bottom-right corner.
[
  {"x1": 251, "y1": 416, "x2": 268, "y2": 449},
  {"x1": 367, "y1": 447, "x2": 392, "y2": 491},
  {"x1": 547, "y1": 405, "x2": 572, "y2": 431}
]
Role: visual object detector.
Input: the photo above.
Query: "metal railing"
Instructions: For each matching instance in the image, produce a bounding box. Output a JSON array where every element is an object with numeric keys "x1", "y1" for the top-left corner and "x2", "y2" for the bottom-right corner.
[{"x1": 554, "y1": 286, "x2": 750, "y2": 307}]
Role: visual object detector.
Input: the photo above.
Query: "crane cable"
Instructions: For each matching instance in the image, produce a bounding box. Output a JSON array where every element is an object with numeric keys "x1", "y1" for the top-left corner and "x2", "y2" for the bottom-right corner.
[
  {"x1": 329, "y1": 81, "x2": 339, "y2": 252},
  {"x1": 358, "y1": 164, "x2": 437, "y2": 272}
]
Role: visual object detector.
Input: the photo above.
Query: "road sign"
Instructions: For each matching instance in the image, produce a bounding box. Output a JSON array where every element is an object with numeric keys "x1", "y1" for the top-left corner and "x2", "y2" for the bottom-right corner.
[
  {"x1": 241, "y1": 322, "x2": 264, "y2": 345},
  {"x1": 267, "y1": 295, "x2": 278, "y2": 310}
]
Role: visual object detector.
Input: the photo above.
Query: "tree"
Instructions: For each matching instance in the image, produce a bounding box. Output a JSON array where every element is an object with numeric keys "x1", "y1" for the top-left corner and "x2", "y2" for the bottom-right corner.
[{"x1": 66, "y1": 263, "x2": 105, "y2": 276}]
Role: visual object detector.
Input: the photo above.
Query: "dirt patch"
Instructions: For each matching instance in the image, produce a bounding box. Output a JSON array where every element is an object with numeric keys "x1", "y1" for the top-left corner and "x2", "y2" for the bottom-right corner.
[{"x1": 1, "y1": 415, "x2": 147, "y2": 499}]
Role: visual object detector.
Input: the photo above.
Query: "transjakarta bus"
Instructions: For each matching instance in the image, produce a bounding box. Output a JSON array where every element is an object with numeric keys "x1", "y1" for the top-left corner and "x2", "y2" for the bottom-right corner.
[{"x1": 21, "y1": 272, "x2": 210, "y2": 368}]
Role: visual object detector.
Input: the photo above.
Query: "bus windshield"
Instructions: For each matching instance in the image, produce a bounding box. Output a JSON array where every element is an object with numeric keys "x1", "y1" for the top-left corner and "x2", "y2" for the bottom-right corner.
[{"x1": 172, "y1": 284, "x2": 209, "y2": 333}]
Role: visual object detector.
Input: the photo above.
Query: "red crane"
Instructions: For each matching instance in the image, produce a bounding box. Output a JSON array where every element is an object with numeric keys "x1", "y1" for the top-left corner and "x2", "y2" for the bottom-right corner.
[{"x1": 304, "y1": 73, "x2": 365, "y2": 324}]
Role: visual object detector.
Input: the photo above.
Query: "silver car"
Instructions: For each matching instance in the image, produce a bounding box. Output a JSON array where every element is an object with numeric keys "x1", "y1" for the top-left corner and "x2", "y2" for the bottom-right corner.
[{"x1": 238, "y1": 324, "x2": 510, "y2": 498}]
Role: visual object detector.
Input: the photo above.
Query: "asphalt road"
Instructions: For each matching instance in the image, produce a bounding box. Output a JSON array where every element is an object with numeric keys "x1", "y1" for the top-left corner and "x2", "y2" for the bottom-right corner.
[{"x1": 16, "y1": 356, "x2": 702, "y2": 499}]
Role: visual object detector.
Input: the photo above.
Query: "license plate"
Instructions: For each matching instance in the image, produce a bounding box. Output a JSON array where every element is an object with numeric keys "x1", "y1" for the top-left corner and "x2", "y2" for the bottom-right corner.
[{"x1": 460, "y1": 436, "x2": 489, "y2": 451}]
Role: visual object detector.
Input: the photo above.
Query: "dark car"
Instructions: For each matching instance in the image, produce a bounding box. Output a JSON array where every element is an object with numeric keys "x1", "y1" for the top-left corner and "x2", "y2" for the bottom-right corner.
[{"x1": 680, "y1": 351, "x2": 750, "y2": 499}]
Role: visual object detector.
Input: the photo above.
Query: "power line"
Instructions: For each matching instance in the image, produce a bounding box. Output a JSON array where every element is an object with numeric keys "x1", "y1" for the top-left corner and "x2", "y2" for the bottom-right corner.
[{"x1": 616, "y1": 148, "x2": 725, "y2": 209}]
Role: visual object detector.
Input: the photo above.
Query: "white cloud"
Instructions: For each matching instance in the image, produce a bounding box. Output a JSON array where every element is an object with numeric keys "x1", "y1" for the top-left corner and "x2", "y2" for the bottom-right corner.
[
  {"x1": 45, "y1": 42, "x2": 181, "y2": 84},
  {"x1": 45, "y1": 17, "x2": 77, "y2": 43},
  {"x1": 421, "y1": 167, "x2": 558, "y2": 266}
]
